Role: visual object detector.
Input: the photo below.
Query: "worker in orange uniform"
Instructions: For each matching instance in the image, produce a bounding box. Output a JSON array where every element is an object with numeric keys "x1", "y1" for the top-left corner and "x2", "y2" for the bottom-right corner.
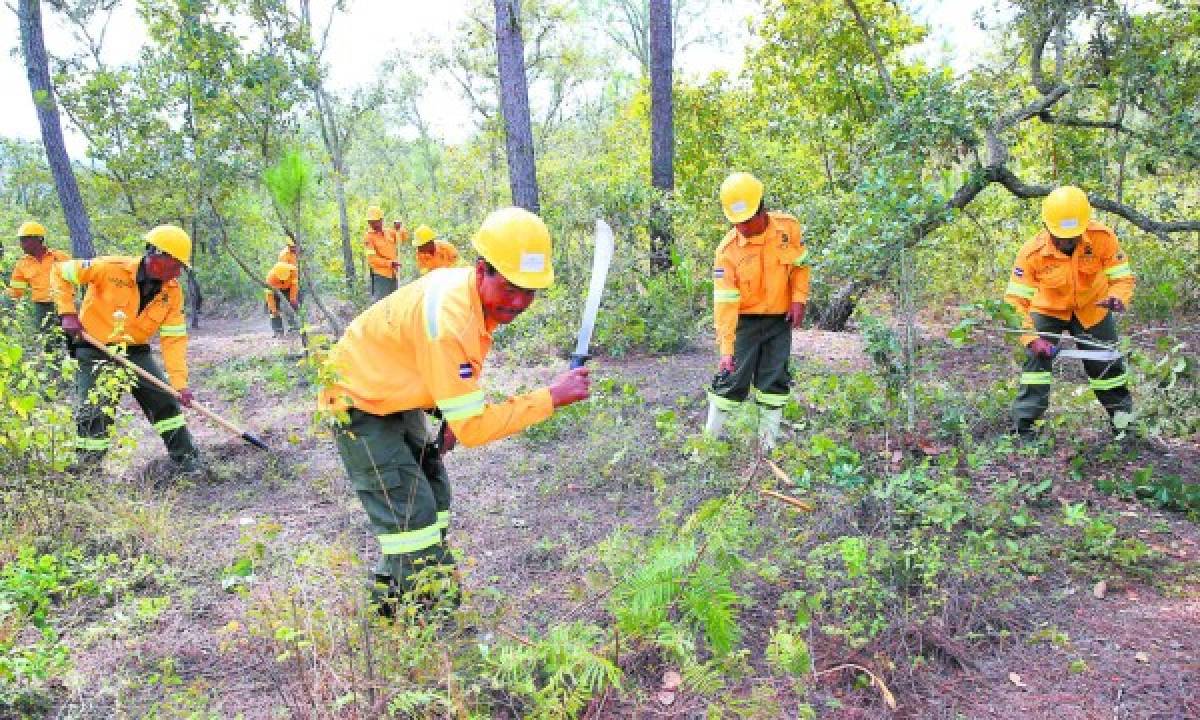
[
  {"x1": 412, "y1": 224, "x2": 460, "y2": 275},
  {"x1": 7, "y1": 221, "x2": 72, "y2": 357},
  {"x1": 705, "y1": 172, "x2": 811, "y2": 450},
  {"x1": 320, "y1": 207, "x2": 592, "y2": 612},
  {"x1": 278, "y1": 235, "x2": 298, "y2": 265},
  {"x1": 264, "y1": 261, "x2": 300, "y2": 337},
  {"x1": 364, "y1": 206, "x2": 400, "y2": 301},
  {"x1": 52, "y1": 225, "x2": 205, "y2": 476},
  {"x1": 1005, "y1": 186, "x2": 1135, "y2": 440}
]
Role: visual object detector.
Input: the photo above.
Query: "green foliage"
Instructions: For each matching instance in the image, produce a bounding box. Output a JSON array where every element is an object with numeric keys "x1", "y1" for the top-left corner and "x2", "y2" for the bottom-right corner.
[
  {"x1": 264, "y1": 149, "x2": 313, "y2": 215},
  {"x1": 1096, "y1": 468, "x2": 1200, "y2": 516}
]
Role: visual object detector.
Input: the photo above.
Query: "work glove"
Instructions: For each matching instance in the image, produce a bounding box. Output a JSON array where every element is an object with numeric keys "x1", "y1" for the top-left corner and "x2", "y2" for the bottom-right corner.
[
  {"x1": 786, "y1": 302, "x2": 806, "y2": 329},
  {"x1": 1027, "y1": 337, "x2": 1056, "y2": 359},
  {"x1": 178, "y1": 388, "x2": 195, "y2": 408},
  {"x1": 289, "y1": 300, "x2": 300, "y2": 311},
  {"x1": 718, "y1": 354, "x2": 736, "y2": 374},
  {"x1": 549, "y1": 367, "x2": 591, "y2": 408},
  {"x1": 1096, "y1": 296, "x2": 1126, "y2": 313},
  {"x1": 60, "y1": 313, "x2": 83, "y2": 340}
]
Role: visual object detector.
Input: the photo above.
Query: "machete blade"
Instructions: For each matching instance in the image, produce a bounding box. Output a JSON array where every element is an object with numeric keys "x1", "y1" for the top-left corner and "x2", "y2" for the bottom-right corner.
[{"x1": 569, "y1": 218, "x2": 615, "y2": 368}]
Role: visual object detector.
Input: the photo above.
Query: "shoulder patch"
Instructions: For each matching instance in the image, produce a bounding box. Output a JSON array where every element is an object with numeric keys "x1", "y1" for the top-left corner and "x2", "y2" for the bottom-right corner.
[
  {"x1": 1013, "y1": 267, "x2": 1024, "y2": 277},
  {"x1": 713, "y1": 267, "x2": 725, "y2": 279},
  {"x1": 458, "y1": 362, "x2": 473, "y2": 379}
]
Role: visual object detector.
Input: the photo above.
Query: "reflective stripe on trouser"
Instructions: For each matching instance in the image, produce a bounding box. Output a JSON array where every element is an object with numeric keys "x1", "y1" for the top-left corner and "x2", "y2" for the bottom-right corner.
[
  {"x1": 370, "y1": 272, "x2": 398, "y2": 303},
  {"x1": 1011, "y1": 311, "x2": 1132, "y2": 429},
  {"x1": 74, "y1": 346, "x2": 198, "y2": 464},
  {"x1": 334, "y1": 407, "x2": 453, "y2": 593},
  {"x1": 711, "y1": 314, "x2": 793, "y2": 406}
]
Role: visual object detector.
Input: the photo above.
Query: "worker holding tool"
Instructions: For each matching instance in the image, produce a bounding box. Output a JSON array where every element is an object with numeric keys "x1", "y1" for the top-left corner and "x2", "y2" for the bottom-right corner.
[
  {"x1": 412, "y1": 224, "x2": 460, "y2": 275},
  {"x1": 392, "y1": 219, "x2": 410, "y2": 247},
  {"x1": 364, "y1": 205, "x2": 400, "y2": 301},
  {"x1": 1004, "y1": 186, "x2": 1135, "y2": 440},
  {"x1": 263, "y1": 260, "x2": 300, "y2": 337},
  {"x1": 320, "y1": 207, "x2": 592, "y2": 613},
  {"x1": 51, "y1": 225, "x2": 206, "y2": 476},
  {"x1": 7, "y1": 221, "x2": 72, "y2": 357},
  {"x1": 705, "y1": 172, "x2": 811, "y2": 450}
]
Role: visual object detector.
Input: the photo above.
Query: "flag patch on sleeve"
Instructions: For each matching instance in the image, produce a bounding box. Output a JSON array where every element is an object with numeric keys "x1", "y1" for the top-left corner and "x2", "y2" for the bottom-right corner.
[
  {"x1": 1013, "y1": 267, "x2": 1024, "y2": 277},
  {"x1": 458, "y1": 362, "x2": 473, "y2": 379},
  {"x1": 713, "y1": 268, "x2": 725, "y2": 279}
]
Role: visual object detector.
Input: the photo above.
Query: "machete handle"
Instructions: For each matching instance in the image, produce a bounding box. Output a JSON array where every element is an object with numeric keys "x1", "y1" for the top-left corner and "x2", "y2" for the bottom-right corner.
[{"x1": 569, "y1": 353, "x2": 590, "y2": 369}]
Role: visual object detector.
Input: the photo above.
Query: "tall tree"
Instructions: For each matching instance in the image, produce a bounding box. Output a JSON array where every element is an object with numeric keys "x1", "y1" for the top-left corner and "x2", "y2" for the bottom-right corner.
[
  {"x1": 648, "y1": 0, "x2": 674, "y2": 272},
  {"x1": 17, "y1": 0, "x2": 94, "y2": 257},
  {"x1": 493, "y1": 0, "x2": 540, "y2": 212}
]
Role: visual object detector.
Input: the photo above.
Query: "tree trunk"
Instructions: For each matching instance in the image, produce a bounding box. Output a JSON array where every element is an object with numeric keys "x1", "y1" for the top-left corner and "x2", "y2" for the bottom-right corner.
[
  {"x1": 333, "y1": 165, "x2": 355, "y2": 291},
  {"x1": 648, "y1": 0, "x2": 674, "y2": 274},
  {"x1": 493, "y1": 0, "x2": 540, "y2": 213},
  {"x1": 817, "y1": 279, "x2": 865, "y2": 331},
  {"x1": 18, "y1": 0, "x2": 95, "y2": 258}
]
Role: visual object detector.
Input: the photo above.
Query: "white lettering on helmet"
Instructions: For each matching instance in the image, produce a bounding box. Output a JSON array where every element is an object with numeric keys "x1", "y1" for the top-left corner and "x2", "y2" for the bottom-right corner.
[
  {"x1": 1060, "y1": 219, "x2": 1079, "y2": 229},
  {"x1": 519, "y1": 252, "x2": 546, "y2": 273},
  {"x1": 730, "y1": 201, "x2": 747, "y2": 214}
]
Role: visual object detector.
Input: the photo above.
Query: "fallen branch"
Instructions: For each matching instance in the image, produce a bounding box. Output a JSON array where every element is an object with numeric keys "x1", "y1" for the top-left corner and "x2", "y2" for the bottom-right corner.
[{"x1": 815, "y1": 662, "x2": 897, "y2": 711}]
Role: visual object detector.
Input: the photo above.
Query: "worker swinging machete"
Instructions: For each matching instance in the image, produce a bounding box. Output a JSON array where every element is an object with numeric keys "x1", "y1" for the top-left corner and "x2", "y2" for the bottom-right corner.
[{"x1": 569, "y1": 218, "x2": 615, "y2": 368}]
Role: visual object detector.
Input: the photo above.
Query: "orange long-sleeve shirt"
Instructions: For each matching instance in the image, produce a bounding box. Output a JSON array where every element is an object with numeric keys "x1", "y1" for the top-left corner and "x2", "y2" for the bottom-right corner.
[
  {"x1": 1003, "y1": 222, "x2": 1135, "y2": 346},
  {"x1": 278, "y1": 246, "x2": 297, "y2": 265},
  {"x1": 7, "y1": 248, "x2": 71, "y2": 302},
  {"x1": 51, "y1": 256, "x2": 190, "y2": 389},
  {"x1": 319, "y1": 267, "x2": 554, "y2": 447},
  {"x1": 265, "y1": 262, "x2": 300, "y2": 305},
  {"x1": 416, "y1": 240, "x2": 460, "y2": 275},
  {"x1": 711, "y1": 212, "x2": 811, "y2": 356},
  {"x1": 364, "y1": 229, "x2": 399, "y2": 278}
]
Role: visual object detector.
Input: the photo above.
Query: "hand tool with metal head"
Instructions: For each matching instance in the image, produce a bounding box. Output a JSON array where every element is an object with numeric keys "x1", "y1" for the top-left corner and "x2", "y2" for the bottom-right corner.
[
  {"x1": 569, "y1": 218, "x2": 615, "y2": 369},
  {"x1": 80, "y1": 331, "x2": 270, "y2": 450}
]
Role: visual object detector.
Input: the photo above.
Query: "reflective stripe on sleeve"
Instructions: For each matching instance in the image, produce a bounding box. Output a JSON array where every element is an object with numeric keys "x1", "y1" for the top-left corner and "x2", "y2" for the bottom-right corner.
[
  {"x1": 436, "y1": 510, "x2": 450, "y2": 531},
  {"x1": 423, "y1": 281, "x2": 450, "y2": 339},
  {"x1": 1005, "y1": 281, "x2": 1036, "y2": 299},
  {"x1": 1020, "y1": 371, "x2": 1053, "y2": 385},
  {"x1": 153, "y1": 415, "x2": 187, "y2": 434},
  {"x1": 378, "y1": 524, "x2": 442, "y2": 556},
  {"x1": 60, "y1": 261, "x2": 81, "y2": 285},
  {"x1": 713, "y1": 289, "x2": 742, "y2": 304},
  {"x1": 11, "y1": 280, "x2": 30, "y2": 289},
  {"x1": 159, "y1": 324, "x2": 187, "y2": 338},
  {"x1": 437, "y1": 389, "x2": 485, "y2": 422},
  {"x1": 1089, "y1": 373, "x2": 1128, "y2": 391},
  {"x1": 792, "y1": 248, "x2": 809, "y2": 266},
  {"x1": 1105, "y1": 263, "x2": 1132, "y2": 280}
]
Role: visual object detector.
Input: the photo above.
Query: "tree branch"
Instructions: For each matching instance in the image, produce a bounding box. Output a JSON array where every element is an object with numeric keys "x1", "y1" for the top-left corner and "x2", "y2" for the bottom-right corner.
[{"x1": 842, "y1": 0, "x2": 895, "y2": 101}]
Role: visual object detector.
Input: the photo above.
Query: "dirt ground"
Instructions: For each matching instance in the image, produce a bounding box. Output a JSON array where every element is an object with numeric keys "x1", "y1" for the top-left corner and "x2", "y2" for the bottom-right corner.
[{"x1": 54, "y1": 315, "x2": 1199, "y2": 719}]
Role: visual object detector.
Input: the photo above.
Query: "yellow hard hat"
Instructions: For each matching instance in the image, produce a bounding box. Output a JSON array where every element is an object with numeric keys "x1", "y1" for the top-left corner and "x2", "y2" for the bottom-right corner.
[
  {"x1": 366, "y1": 205, "x2": 384, "y2": 221},
  {"x1": 285, "y1": 236, "x2": 297, "y2": 247},
  {"x1": 18, "y1": 221, "x2": 46, "y2": 238},
  {"x1": 719, "y1": 172, "x2": 764, "y2": 223},
  {"x1": 414, "y1": 224, "x2": 436, "y2": 244},
  {"x1": 145, "y1": 224, "x2": 192, "y2": 267},
  {"x1": 1042, "y1": 186, "x2": 1091, "y2": 238},
  {"x1": 271, "y1": 262, "x2": 296, "y2": 283},
  {"x1": 471, "y1": 207, "x2": 554, "y2": 289}
]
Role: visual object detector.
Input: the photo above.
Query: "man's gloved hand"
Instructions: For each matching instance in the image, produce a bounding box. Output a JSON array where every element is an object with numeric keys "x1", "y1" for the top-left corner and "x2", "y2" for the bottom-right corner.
[
  {"x1": 786, "y1": 302, "x2": 806, "y2": 329},
  {"x1": 60, "y1": 313, "x2": 83, "y2": 340},
  {"x1": 1096, "y1": 296, "x2": 1126, "y2": 313},
  {"x1": 1028, "y1": 337, "x2": 1056, "y2": 359},
  {"x1": 718, "y1": 354, "x2": 736, "y2": 374},
  {"x1": 178, "y1": 388, "x2": 195, "y2": 407},
  {"x1": 289, "y1": 300, "x2": 300, "y2": 311}
]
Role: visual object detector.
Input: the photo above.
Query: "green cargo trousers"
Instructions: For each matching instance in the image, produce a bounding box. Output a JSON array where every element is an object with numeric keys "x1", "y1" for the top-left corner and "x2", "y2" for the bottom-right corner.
[
  {"x1": 369, "y1": 272, "x2": 398, "y2": 303},
  {"x1": 266, "y1": 290, "x2": 301, "y2": 335},
  {"x1": 73, "y1": 345, "x2": 199, "y2": 464},
  {"x1": 334, "y1": 408, "x2": 453, "y2": 598},
  {"x1": 28, "y1": 301, "x2": 70, "y2": 360},
  {"x1": 1012, "y1": 311, "x2": 1133, "y2": 432},
  {"x1": 710, "y1": 314, "x2": 793, "y2": 411}
]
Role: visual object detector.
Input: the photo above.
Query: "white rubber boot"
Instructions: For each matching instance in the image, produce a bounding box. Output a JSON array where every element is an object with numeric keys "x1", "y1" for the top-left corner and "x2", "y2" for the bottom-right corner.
[
  {"x1": 704, "y1": 396, "x2": 729, "y2": 437},
  {"x1": 757, "y1": 406, "x2": 783, "y2": 451}
]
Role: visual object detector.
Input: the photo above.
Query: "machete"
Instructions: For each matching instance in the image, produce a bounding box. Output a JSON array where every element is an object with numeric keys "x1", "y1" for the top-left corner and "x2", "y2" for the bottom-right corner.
[
  {"x1": 569, "y1": 218, "x2": 615, "y2": 368},
  {"x1": 1053, "y1": 348, "x2": 1122, "y2": 362}
]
